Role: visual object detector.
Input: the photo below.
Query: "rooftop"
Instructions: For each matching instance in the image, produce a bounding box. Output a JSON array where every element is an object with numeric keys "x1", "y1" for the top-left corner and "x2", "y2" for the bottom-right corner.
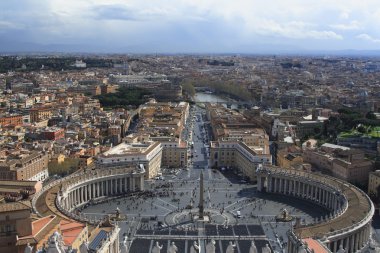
[
  {"x1": 59, "y1": 219, "x2": 86, "y2": 246},
  {"x1": 0, "y1": 201, "x2": 31, "y2": 212},
  {"x1": 100, "y1": 142, "x2": 157, "y2": 156}
]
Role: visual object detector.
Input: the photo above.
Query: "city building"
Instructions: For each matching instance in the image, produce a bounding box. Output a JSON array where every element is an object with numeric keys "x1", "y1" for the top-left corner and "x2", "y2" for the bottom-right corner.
[
  {"x1": 210, "y1": 140, "x2": 272, "y2": 181},
  {"x1": 0, "y1": 114, "x2": 23, "y2": 127},
  {"x1": 0, "y1": 201, "x2": 33, "y2": 253},
  {"x1": 156, "y1": 137, "x2": 188, "y2": 168},
  {"x1": 0, "y1": 180, "x2": 42, "y2": 202},
  {"x1": 0, "y1": 150, "x2": 49, "y2": 181},
  {"x1": 97, "y1": 141, "x2": 162, "y2": 179},
  {"x1": 368, "y1": 170, "x2": 380, "y2": 198},
  {"x1": 30, "y1": 107, "x2": 52, "y2": 123},
  {"x1": 40, "y1": 127, "x2": 65, "y2": 141},
  {"x1": 276, "y1": 145, "x2": 303, "y2": 169},
  {"x1": 303, "y1": 143, "x2": 373, "y2": 185}
]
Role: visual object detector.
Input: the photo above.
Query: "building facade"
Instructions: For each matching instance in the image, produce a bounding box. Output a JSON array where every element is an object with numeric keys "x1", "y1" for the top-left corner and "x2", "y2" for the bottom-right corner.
[
  {"x1": 303, "y1": 143, "x2": 373, "y2": 185},
  {"x1": 0, "y1": 151, "x2": 49, "y2": 181},
  {"x1": 0, "y1": 202, "x2": 32, "y2": 253},
  {"x1": 210, "y1": 141, "x2": 272, "y2": 181},
  {"x1": 30, "y1": 107, "x2": 52, "y2": 123}
]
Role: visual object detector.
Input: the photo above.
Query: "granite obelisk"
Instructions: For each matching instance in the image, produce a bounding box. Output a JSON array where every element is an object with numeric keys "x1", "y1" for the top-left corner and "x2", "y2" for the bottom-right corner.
[{"x1": 199, "y1": 170, "x2": 204, "y2": 219}]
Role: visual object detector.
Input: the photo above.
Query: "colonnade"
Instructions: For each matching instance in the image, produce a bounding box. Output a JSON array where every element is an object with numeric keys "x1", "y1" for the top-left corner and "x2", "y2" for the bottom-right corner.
[
  {"x1": 325, "y1": 223, "x2": 372, "y2": 253},
  {"x1": 62, "y1": 175, "x2": 143, "y2": 211},
  {"x1": 256, "y1": 166, "x2": 374, "y2": 253},
  {"x1": 56, "y1": 166, "x2": 145, "y2": 215},
  {"x1": 264, "y1": 175, "x2": 345, "y2": 214}
]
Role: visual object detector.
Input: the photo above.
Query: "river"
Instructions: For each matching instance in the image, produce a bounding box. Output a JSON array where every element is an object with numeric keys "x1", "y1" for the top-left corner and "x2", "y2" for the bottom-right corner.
[{"x1": 194, "y1": 92, "x2": 238, "y2": 109}]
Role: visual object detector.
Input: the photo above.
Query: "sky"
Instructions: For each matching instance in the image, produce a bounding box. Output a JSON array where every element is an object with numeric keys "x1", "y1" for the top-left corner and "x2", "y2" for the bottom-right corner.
[{"x1": 1, "y1": 0, "x2": 380, "y2": 53}]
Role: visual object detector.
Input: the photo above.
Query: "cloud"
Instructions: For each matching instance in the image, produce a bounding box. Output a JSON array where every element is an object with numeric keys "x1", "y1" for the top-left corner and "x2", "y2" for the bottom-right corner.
[
  {"x1": 339, "y1": 10, "x2": 350, "y2": 19},
  {"x1": 244, "y1": 20, "x2": 343, "y2": 40},
  {"x1": 356, "y1": 33, "x2": 380, "y2": 43},
  {"x1": 0, "y1": 20, "x2": 24, "y2": 30},
  {"x1": 2, "y1": 0, "x2": 380, "y2": 52},
  {"x1": 92, "y1": 4, "x2": 180, "y2": 21},
  {"x1": 330, "y1": 20, "x2": 360, "y2": 30},
  {"x1": 93, "y1": 5, "x2": 139, "y2": 21}
]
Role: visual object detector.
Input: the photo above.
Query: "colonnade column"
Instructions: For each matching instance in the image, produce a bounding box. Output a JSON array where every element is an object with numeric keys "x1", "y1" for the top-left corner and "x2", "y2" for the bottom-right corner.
[
  {"x1": 359, "y1": 229, "x2": 364, "y2": 249},
  {"x1": 350, "y1": 233, "x2": 355, "y2": 253},
  {"x1": 302, "y1": 182, "x2": 306, "y2": 197},
  {"x1": 345, "y1": 236, "x2": 350, "y2": 253},
  {"x1": 354, "y1": 232, "x2": 359, "y2": 252},
  {"x1": 284, "y1": 179, "x2": 288, "y2": 194},
  {"x1": 326, "y1": 192, "x2": 331, "y2": 209},
  {"x1": 74, "y1": 191, "x2": 77, "y2": 206},
  {"x1": 274, "y1": 178, "x2": 278, "y2": 193},
  {"x1": 297, "y1": 181, "x2": 301, "y2": 196},
  {"x1": 67, "y1": 194, "x2": 71, "y2": 209},
  {"x1": 290, "y1": 180, "x2": 294, "y2": 194}
]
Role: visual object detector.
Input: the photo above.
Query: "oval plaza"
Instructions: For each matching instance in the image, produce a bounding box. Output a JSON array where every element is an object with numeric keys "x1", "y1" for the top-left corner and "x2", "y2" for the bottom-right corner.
[{"x1": 33, "y1": 142, "x2": 375, "y2": 253}]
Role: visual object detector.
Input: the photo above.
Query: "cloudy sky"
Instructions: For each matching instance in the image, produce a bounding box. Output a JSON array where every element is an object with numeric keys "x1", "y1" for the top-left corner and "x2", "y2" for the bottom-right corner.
[{"x1": 1, "y1": 0, "x2": 380, "y2": 53}]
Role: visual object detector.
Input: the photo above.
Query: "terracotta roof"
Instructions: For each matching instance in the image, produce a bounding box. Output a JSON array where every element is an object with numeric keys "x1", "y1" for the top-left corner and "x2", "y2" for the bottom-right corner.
[
  {"x1": 60, "y1": 219, "x2": 86, "y2": 246},
  {"x1": 17, "y1": 215, "x2": 58, "y2": 246},
  {"x1": 303, "y1": 238, "x2": 329, "y2": 253},
  {"x1": 32, "y1": 215, "x2": 56, "y2": 236}
]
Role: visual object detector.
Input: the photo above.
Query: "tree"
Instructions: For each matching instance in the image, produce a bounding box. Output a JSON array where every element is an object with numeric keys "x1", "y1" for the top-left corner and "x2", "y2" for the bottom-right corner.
[
  {"x1": 357, "y1": 125, "x2": 366, "y2": 133},
  {"x1": 366, "y1": 111, "x2": 377, "y2": 120},
  {"x1": 181, "y1": 80, "x2": 195, "y2": 96}
]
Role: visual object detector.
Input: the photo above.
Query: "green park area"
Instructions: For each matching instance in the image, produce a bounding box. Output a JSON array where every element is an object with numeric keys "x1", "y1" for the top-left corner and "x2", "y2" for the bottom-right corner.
[
  {"x1": 96, "y1": 87, "x2": 151, "y2": 109},
  {"x1": 339, "y1": 126, "x2": 380, "y2": 138}
]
